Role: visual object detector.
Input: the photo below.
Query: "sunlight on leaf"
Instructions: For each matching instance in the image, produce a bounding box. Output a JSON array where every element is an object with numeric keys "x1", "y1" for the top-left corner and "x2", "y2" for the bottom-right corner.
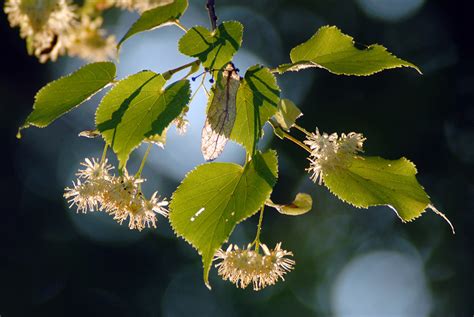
[
  {"x1": 178, "y1": 21, "x2": 243, "y2": 70},
  {"x1": 230, "y1": 65, "x2": 280, "y2": 153},
  {"x1": 279, "y1": 25, "x2": 421, "y2": 76},
  {"x1": 323, "y1": 155, "x2": 454, "y2": 232},
  {"x1": 19, "y1": 62, "x2": 116, "y2": 136},
  {"x1": 95, "y1": 71, "x2": 190, "y2": 167},
  {"x1": 169, "y1": 151, "x2": 278, "y2": 288},
  {"x1": 118, "y1": 0, "x2": 188, "y2": 49}
]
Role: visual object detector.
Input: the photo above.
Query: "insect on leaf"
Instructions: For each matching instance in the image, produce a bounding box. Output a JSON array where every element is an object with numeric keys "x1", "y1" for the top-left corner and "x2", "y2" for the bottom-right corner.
[{"x1": 201, "y1": 63, "x2": 240, "y2": 161}]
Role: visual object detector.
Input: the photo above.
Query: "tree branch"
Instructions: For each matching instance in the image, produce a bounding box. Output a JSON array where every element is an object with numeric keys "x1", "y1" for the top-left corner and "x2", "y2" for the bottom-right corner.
[{"x1": 206, "y1": 0, "x2": 218, "y2": 31}]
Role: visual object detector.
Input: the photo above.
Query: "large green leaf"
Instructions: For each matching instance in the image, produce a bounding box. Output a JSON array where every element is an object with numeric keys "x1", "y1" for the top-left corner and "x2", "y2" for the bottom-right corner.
[
  {"x1": 323, "y1": 156, "x2": 431, "y2": 222},
  {"x1": 118, "y1": 0, "x2": 188, "y2": 49},
  {"x1": 178, "y1": 21, "x2": 243, "y2": 70},
  {"x1": 230, "y1": 65, "x2": 280, "y2": 153},
  {"x1": 279, "y1": 26, "x2": 421, "y2": 76},
  {"x1": 19, "y1": 62, "x2": 116, "y2": 134},
  {"x1": 95, "y1": 71, "x2": 190, "y2": 167},
  {"x1": 169, "y1": 150, "x2": 278, "y2": 288}
]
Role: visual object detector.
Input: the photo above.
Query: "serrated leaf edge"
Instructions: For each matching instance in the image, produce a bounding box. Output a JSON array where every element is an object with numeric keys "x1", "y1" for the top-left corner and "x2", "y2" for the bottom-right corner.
[
  {"x1": 287, "y1": 25, "x2": 422, "y2": 76},
  {"x1": 118, "y1": 0, "x2": 189, "y2": 49},
  {"x1": 230, "y1": 64, "x2": 281, "y2": 152},
  {"x1": 177, "y1": 21, "x2": 244, "y2": 68},
  {"x1": 95, "y1": 71, "x2": 190, "y2": 167},
  {"x1": 168, "y1": 150, "x2": 279, "y2": 289},
  {"x1": 20, "y1": 62, "x2": 116, "y2": 132},
  {"x1": 321, "y1": 156, "x2": 431, "y2": 222}
]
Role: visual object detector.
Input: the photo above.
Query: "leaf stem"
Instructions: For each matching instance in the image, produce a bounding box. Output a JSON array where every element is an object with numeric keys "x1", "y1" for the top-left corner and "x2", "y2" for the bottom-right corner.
[
  {"x1": 162, "y1": 60, "x2": 200, "y2": 80},
  {"x1": 253, "y1": 205, "x2": 265, "y2": 252},
  {"x1": 100, "y1": 143, "x2": 108, "y2": 164},
  {"x1": 174, "y1": 20, "x2": 188, "y2": 32},
  {"x1": 205, "y1": 0, "x2": 218, "y2": 31},
  {"x1": 294, "y1": 124, "x2": 312, "y2": 137},
  {"x1": 283, "y1": 131, "x2": 312, "y2": 153},
  {"x1": 189, "y1": 72, "x2": 207, "y2": 104},
  {"x1": 136, "y1": 143, "x2": 153, "y2": 178}
]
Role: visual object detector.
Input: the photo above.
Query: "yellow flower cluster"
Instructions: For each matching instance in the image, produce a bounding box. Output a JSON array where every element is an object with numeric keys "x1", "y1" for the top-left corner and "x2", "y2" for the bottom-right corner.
[
  {"x1": 64, "y1": 158, "x2": 168, "y2": 231},
  {"x1": 214, "y1": 243, "x2": 295, "y2": 290},
  {"x1": 4, "y1": 0, "x2": 116, "y2": 62},
  {"x1": 304, "y1": 128, "x2": 365, "y2": 184}
]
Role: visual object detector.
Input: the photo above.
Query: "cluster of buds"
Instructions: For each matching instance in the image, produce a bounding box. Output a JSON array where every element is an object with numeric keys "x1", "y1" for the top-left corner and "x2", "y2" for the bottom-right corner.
[{"x1": 64, "y1": 158, "x2": 168, "y2": 231}]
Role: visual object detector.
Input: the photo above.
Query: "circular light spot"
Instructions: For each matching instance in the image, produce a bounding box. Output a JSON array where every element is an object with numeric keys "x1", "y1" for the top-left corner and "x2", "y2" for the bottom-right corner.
[
  {"x1": 331, "y1": 251, "x2": 432, "y2": 316},
  {"x1": 356, "y1": 0, "x2": 425, "y2": 22}
]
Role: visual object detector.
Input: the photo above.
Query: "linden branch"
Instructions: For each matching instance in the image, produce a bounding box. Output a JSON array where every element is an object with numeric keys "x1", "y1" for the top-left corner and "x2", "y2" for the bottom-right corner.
[{"x1": 206, "y1": 0, "x2": 218, "y2": 31}]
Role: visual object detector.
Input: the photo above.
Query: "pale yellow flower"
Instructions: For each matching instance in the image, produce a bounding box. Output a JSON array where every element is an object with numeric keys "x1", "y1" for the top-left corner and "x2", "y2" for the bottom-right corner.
[
  {"x1": 173, "y1": 115, "x2": 189, "y2": 135},
  {"x1": 110, "y1": 192, "x2": 168, "y2": 231},
  {"x1": 65, "y1": 158, "x2": 168, "y2": 231},
  {"x1": 64, "y1": 179, "x2": 104, "y2": 213},
  {"x1": 4, "y1": 0, "x2": 76, "y2": 62},
  {"x1": 304, "y1": 128, "x2": 365, "y2": 184},
  {"x1": 64, "y1": 158, "x2": 114, "y2": 213},
  {"x1": 67, "y1": 16, "x2": 117, "y2": 62},
  {"x1": 76, "y1": 157, "x2": 114, "y2": 181},
  {"x1": 100, "y1": 170, "x2": 143, "y2": 213},
  {"x1": 214, "y1": 242, "x2": 295, "y2": 291}
]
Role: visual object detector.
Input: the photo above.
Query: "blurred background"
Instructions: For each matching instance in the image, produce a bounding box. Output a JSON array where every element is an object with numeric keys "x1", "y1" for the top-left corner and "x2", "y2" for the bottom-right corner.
[{"x1": 1, "y1": 0, "x2": 473, "y2": 316}]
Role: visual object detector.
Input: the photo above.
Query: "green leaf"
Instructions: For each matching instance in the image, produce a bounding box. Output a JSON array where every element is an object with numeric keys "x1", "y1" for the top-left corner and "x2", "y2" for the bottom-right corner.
[
  {"x1": 118, "y1": 0, "x2": 188, "y2": 49},
  {"x1": 19, "y1": 62, "x2": 116, "y2": 134},
  {"x1": 230, "y1": 65, "x2": 280, "y2": 153},
  {"x1": 323, "y1": 156, "x2": 432, "y2": 222},
  {"x1": 178, "y1": 21, "x2": 243, "y2": 70},
  {"x1": 280, "y1": 25, "x2": 421, "y2": 76},
  {"x1": 169, "y1": 150, "x2": 278, "y2": 288},
  {"x1": 95, "y1": 71, "x2": 190, "y2": 167},
  {"x1": 273, "y1": 98, "x2": 303, "y2": 131},
  {"x1": 201, "y1": 64, "x2": 240, "y2": 161},
  {"x1": 145, "y1": 128, "x2": 167, "y2": 148},
  {"x1": 267, "y1": 193, "x2": 313, "y2": 216}
]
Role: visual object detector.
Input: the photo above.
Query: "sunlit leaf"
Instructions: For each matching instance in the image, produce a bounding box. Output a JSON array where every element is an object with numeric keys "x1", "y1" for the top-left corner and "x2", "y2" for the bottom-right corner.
[
  {"x1": 267, "y1": 193, "x2": 312, "y2": 216},
  {"x1": 230, "y1": 65, "x2": 280, "y2": 153},
  {"x1": 118, "y1": 0, "x2": 188, "y2": 49},
  {"x1": 178, "y1": 21, "x2": 243, "y2": 70},
  {"x1": 323, "y1": 156, "x2": 450, "y2": 226},
  {"x1": 145, "y1": 128, "x2": 167, "y2": 148},
  {"x1": 169, "y1": 151, "x2": 278, "y2": 288},
  {"x1": 273, "y1": 98, "x2": 303, "y2": 131},
  {"x1": 279, "y1": 26, "x2": 421, "y2": 76},
  {"x1": 19, "y1": 62, "x2": 116, "y2": 135},
  {"x1": 95, "y1": 71, "x2": 190, "y2": 167},
  {"x1": 201, "y1": 63, "x2": 240, "y2": 161}
]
